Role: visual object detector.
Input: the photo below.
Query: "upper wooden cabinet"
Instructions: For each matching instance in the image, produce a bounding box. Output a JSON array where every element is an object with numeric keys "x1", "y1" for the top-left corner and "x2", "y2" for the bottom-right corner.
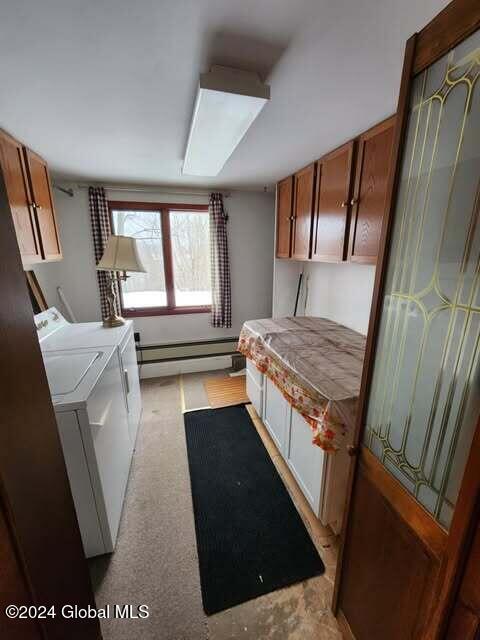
[
  {"x1": 0, "y1": 129, "x2": 61, "y2": 264},
  {"x1": 291, "y1": 163, "x2": 316, "y2": 260},
  {"x1": 0, "y1": 131, "x2": 41, "y2": 265},
  {"x1": 276, "y1": 176, "x2": 294, "y2": 258},
  {"x1": 23, "y1": 148, "x2": 62, "y2": 261},
  {"x1": 348, "y1": 116, "x2": 395, "y2": 263},
  {"x1": 312, "y1": 141, "x2": 355, "y2": 262},
  {"x1": 275, "y1": 115, "x2": 395, "y2": 264}
]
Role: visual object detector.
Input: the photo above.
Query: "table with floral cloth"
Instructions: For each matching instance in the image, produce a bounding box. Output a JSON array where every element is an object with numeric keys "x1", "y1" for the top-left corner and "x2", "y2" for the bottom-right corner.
[{"x1": 238, "y1": 316, "x2": 366, "y2": 452}]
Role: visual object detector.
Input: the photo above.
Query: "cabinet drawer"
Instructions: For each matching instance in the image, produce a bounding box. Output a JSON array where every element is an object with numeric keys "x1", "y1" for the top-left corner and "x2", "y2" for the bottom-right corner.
[
  {"x1": 246, "y1": 369, "x2": 263, "y2": 416},
  {"x1": 246, "y1": 358, "x2": 263, "y2": 387}
]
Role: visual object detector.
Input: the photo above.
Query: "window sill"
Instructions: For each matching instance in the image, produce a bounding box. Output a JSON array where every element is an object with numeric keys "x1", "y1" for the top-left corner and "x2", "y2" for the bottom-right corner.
[{"x1": 122, "y1": 306, "x2": 211, "y2": 318}]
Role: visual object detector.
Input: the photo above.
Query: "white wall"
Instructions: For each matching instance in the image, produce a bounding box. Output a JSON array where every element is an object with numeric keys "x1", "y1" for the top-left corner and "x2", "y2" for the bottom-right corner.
[
  {"x1": 33, "y1": 185, "x2": 275, "y2": 344},
  {"x1": 304, "y1": 262, "x2": 376, "y2": 335},
  {"x1": 272, "y1": 258, "x2": 376, "y2": 336},
  {"x1": 33, "y1": 187, "x2": 101, "y2": 322},
  {"x1": 271, "y1": 186, "x2": 376, "y2": 335},
  {"x1": 272, "y1": 258, "x2": 304, "y2": 317}
]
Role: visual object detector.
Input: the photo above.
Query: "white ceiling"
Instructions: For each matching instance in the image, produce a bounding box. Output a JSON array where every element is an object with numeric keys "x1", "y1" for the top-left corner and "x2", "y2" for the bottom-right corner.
[{"x1": 0, "y1": 0, "x2": 449, "y2": 190}]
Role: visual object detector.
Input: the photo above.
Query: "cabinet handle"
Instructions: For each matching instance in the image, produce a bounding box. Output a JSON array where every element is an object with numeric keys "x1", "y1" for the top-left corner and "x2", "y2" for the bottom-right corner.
[
  {"x1": 340, "y1": 201, "x2": 348, "y2": 208},
  {"x1": 350, "y1": 198, "x2": 359, "y2": 206},
  {"x1": 124, "y1": 369, "x2": 130, "y2": 394},
  {"x1": 32, "y1": 202, "x2": 42, "y2": 211},
  {"x1": 347, "y1": 445, "x2": 359, "y2": 457}
]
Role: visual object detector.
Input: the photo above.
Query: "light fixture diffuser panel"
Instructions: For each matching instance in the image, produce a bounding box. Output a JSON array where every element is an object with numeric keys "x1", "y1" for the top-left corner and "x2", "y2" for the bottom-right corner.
[{"x1": 183, "y1": 68, "x2": 270, "y2": 177}]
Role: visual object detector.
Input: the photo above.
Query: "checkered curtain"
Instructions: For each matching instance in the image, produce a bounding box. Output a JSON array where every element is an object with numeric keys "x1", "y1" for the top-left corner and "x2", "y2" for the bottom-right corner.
[
  {"x1": 88, "y1": 186, "x2": 120, "y2": 318},
  {"x1": 209, "y1": 193, "x2": 231, "y2": 328}
]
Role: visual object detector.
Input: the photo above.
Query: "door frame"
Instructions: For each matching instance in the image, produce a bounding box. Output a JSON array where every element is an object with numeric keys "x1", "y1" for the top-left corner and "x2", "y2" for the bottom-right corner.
[
  {"x1": 0, "y1": 168, "x2": 101, "y2": 637},
  {"x1": 333, "y1": 2, "x2": 480, "y2": 639}
]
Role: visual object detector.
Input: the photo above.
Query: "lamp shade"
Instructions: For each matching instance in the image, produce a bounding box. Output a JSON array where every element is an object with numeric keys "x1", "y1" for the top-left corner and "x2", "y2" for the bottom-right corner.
[{"x1": 96, "y1": 235, "x2": 146, "y2": 273}]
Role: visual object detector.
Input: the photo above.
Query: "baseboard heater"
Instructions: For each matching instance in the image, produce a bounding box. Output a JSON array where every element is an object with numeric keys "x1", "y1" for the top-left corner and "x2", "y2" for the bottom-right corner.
[{"x1": 136, "y1": 336, "x2": 240, "y2": 365}]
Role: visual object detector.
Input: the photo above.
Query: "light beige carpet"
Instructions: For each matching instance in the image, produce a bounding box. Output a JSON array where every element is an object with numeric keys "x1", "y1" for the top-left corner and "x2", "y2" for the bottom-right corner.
[
  {"x1": 181, "y1": 369, "x2": 227, "y2": 411},
  {"x1": 89, "y1": 376, "x2": 207, "y2": 640},
  {"x1": 88, "y1": 374, "x2": 342, "y2": 640}
]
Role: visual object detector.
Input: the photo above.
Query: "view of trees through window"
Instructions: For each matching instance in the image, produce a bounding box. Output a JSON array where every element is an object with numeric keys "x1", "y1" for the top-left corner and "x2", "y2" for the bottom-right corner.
[
  {"x1": 111, "y1": 207, "x2": 211, "y2": 311},
  {"x1": 170, "y1": 211, "x2": 211, "y2": 306}
]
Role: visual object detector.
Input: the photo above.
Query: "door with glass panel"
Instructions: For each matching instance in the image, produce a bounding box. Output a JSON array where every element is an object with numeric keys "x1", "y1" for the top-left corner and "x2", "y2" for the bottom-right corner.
[{"x1": 335, "y1": 5, "x2": 480, "y2": 639}]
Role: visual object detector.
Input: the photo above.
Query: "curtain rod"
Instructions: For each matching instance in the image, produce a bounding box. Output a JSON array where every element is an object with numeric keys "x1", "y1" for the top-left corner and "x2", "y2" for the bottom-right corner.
[{"x1": 73, "y1": 184, "x2": 231, "y2": 198}]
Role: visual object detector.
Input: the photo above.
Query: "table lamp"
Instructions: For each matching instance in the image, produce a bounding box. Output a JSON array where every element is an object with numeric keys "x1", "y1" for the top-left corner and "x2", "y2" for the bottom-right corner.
[{"x1": 96, "y1": 234, "x2": 146, "y2": 328}]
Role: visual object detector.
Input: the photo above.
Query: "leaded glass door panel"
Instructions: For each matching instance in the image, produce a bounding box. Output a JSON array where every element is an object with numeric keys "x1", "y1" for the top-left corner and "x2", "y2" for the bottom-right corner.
[{"x1": 365, "y1": 28, "x2": 480, "y2": 530}]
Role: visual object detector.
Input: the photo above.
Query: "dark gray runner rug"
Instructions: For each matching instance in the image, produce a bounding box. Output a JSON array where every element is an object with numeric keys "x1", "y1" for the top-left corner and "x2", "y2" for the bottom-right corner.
[{"x1": 184, "y1": 404, "x2": 325, "y2": 614}]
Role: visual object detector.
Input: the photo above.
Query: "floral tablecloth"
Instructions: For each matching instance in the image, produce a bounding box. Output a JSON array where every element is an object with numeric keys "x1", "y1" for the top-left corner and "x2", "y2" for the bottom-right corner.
[{"x1": 238, "y1": 317, "x2": 366, "y2": 452}]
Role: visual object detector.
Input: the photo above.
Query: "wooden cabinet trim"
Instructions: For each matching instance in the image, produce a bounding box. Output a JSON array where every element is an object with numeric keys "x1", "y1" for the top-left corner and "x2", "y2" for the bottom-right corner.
[
  {"x1": 318, "y1": 139, "x2": 355, "y2": 165},
  {"x1": 413, "y1": 0, "x2": 480, "y2": 75}
]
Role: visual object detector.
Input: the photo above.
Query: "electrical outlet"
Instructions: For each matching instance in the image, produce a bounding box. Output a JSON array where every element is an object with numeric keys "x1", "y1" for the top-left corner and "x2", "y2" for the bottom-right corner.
[{"x1": 134, "y1": 331, "x2": 140, "y2": 343}]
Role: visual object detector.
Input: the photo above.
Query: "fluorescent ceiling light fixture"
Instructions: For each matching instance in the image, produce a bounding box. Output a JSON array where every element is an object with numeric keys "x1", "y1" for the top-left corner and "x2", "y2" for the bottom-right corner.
[{"x1": 183, "y1": 66, "x2": 270, "y2": 177}]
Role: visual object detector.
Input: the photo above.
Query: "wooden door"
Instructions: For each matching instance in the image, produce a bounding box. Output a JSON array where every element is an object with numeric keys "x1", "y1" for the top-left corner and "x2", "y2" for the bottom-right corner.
[
  {"x1": 447, "y1": 521, "x2": 480, "y2": 639},
  {"x1": 23, "y1": 148, "x2": 62, "y2": 261},
  {"x1": 0, "y1": 167, "x2": 100, "y2": 638},
  {"x1": 276, "y1": 176, "x2": 294, "y2": 258},
  {"x1": 335, "y1": 4, "x2": 480, "y2": 639},
  {"x1": 291, "y1": 163, "x2": 316, "y2": 260},
  {"x1": 348, "y1": 117, "x2": 395, "y2": 264},
  {"x1": 0, "y1": 130, "x2": 41, "y2": 264},
  {"x1": 312, "y1": 142, "x2": 354, "y2": 262},
  {"x1": 0, "y1": 500, "x2": 42, "y2": 640}
]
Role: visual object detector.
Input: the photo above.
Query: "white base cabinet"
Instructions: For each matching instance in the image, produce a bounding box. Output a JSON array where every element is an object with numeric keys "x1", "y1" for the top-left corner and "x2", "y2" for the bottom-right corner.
[
  {"x1": 246, "y1": 359, "x2": 351, "y2": 534},
  {"x1": 263, "y1": 376, "x2": 289, "y2": 455},
  {"x1": 246, "y1": 366, "x2": 263, "y2": 417},
  {"x1": 286, "y1": 408, "x2": 326, "y2": 517}
]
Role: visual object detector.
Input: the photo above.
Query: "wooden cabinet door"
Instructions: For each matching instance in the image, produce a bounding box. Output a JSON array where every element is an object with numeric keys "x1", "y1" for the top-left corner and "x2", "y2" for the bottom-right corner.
[
  {"x1": 348, "y1": 117, "x2": 395, "y2": 264},
  {"x1": 23, "y1": 148, "x2": 62, "y2": 261},
  {"x1": 276, "y1": 176, "x2": 294, "y2": 258},
  {"x1": 292, "y1": 163, "x2": 316, "y2": 260},
  {"x1": 312, "y1": 142, "x2": 354, "y2": 262},
  {"x1": 0, "y1": 131, "x2": 41, "y2": 264}
]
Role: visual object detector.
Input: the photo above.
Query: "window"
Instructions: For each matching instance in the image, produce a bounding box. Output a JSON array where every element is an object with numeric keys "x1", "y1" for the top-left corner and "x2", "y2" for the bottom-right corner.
[{"x1": 109, "y1": 201, "x2": 211, "y2": 316}]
